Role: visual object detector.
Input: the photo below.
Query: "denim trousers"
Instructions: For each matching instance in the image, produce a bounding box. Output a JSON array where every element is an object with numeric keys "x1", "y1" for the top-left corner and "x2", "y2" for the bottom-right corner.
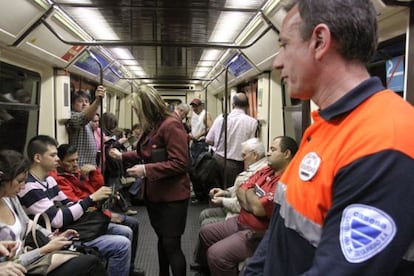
[
  {"x1": 122, "y1": 216, "x2": 140, "y2": 267},
  {"x1": 84, "y1": 223, "x2": 132, "y2": 276}
]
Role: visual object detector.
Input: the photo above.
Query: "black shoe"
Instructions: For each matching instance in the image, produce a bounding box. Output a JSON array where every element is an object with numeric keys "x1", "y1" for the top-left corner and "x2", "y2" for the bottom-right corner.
[
  {"x1": 191, "y1": 197, "x2": 208, "y2": 205},
  {"x1": 191, "y1": 198, "x2": 200, "y2": 204},
  {"x1": 130, "y1": 268, "x2": 145, "y2": 276},
  {"x1": 190, "y1": 262, "x2": 206, "y2": 271}
]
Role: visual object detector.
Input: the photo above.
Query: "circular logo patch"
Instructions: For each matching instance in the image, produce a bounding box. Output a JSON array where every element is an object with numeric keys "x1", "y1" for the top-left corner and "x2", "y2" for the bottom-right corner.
[{"x1": 299, "y1": 152, "x2": 321, "y2": 181}]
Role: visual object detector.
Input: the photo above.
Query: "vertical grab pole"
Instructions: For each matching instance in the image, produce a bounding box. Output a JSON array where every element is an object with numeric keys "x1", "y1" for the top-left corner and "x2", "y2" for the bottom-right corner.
[
  {"x1": 130, "y1": 81, "x2": 134, "y2": 123},
  {"x1": 204, "y1": 86, "x2": 208, "y2": 111},
  {"x1": 87, "y1": 50, "x2": 105, "y2": 173},
  {"x1": 223, "y1": 68, "x2": 228, "y2": 188}
]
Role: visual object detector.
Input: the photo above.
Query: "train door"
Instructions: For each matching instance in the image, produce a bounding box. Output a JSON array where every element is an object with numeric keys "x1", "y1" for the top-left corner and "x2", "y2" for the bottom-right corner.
[{"x1": 162, "y1": 95, "x2": 187, "y2": 112}]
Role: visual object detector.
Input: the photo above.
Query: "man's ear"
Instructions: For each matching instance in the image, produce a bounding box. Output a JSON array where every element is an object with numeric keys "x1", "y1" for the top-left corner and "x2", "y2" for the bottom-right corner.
[
  {"x1": 284, "y1": 149, "x2": 292, "y2": 160},
  {"x1": 311, "y1": 23, "x2": 331, "y2": 60},
  {"x1": 33, "y1": 153, "x2": 42, "y2": 164}
]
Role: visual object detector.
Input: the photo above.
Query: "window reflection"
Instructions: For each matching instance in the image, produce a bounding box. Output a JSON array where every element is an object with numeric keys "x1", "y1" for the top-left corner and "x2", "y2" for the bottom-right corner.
[{"x1": 0, "y1": 62, "x2": 40, "y2": 153}]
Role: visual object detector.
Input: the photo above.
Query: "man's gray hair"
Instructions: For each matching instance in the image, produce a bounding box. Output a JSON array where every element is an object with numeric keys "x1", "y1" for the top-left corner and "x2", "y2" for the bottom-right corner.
[
  {"x1": 241, "y1": 138, "x2": 266, "y2": 158},
  {"x1": 177, "y1": 103, "x2": 190, "y2": 112}
]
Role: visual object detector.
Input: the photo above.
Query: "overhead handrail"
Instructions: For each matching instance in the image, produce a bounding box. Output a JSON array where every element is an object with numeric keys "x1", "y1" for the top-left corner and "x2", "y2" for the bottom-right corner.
[
  {"x1": 11, "y1": 5, "x2": 55, "y2": 47},
  {"x1": 40, "y1": 18, "x2": 274, "y2": 49},
  {"x1": 54, "y1": 2, "x2": 262, "y2": 13}
]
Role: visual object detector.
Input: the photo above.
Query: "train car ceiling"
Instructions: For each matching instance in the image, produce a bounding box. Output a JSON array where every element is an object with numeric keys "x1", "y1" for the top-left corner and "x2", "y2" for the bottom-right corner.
[
  {"x1": 0, "y1": 0, "x2": 290, "y2": 95},
  {"x1": 0, "y1": 0, "x2": 411, "y2": 95}
]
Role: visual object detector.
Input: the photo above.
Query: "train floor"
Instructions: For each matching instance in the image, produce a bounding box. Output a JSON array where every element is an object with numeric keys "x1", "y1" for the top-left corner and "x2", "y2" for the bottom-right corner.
[{"x1": 132, "y1": 200, "x2": 208, "y2": 276}]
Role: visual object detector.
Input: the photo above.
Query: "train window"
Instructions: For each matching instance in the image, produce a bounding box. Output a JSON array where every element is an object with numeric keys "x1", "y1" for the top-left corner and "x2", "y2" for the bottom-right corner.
[
  {"x1": 226, "y1": 54, "x2": 253, "y2": 77},
  {"x1": 386, "y1": 55, "x2": 404, "y2": 95},
  {"x1": 70, "y1": 73, "x2": 99, "y2": 104},
  {"x1": 164, "y1": 99, "x2": 183, "y2": 112},
  {"x1": 282, "y1": 85, "x2": 310, "y2": 143},
  {"x1": 0, "y1": 62, "x2": 40, "y2": 153},
  {"x1": 369, "y1": 34, "x2": 405, "y2": 97},
  {"x1": 74, "y1": 50, "x2": 110, "y2": 76},
  {"x1": 104, "y1": 65, "x2": 122, "y2": 83}
]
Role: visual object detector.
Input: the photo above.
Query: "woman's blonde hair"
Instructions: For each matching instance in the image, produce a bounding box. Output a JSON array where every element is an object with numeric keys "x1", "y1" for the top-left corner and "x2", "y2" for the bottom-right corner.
[{"x1": 129, "y1": 85, "x2": 171, "y2": 132}]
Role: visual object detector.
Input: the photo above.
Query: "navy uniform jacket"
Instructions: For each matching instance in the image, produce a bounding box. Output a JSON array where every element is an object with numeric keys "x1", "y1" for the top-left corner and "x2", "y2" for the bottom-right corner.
[{"x1": 244, "y1": 78, "x2": 414, "y2": 275}]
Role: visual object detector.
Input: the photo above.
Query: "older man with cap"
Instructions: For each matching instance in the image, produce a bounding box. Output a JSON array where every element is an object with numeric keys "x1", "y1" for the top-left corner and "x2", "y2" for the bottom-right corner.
[{"x1": 189, "y1": 98, "x2": 212, "y2": 164}]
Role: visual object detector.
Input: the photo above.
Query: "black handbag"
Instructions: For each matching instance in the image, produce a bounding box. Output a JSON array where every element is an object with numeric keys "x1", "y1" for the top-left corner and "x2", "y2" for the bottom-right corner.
[
  {"x1": 149, "y1": 147, "x2": 168, "y2": 163},
  {"x1": 24, "y1": 213, "x2": 51, "y2": 249},
  {"x1": 60, "y1": 210, "x2": 111, "y2": 242},
  {"x1": 24, "y1": 213, "x2": 82, "y2": 275}
]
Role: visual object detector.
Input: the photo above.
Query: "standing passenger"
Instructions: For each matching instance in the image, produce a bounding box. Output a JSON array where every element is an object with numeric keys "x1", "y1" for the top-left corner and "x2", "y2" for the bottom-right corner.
[
  {"x1": 66, "y1": 86, "x2": 105, "y2": 167},
  {"x1": 244, "y1": 1, "x2": 414, "y2": 275},
  {"x1": 174, "y1": 103, "x2": 191, "y2": 135},
  {"x1": 189, "y1": 98, "x2": 212, "y2": 163},
  {"x1": 111, "y1": 86, "x2": 190, "y2": 276},
  {"x1": 206, "y1": 93, "x2": 257, "y2": 188},
  {"x1": 90, "y1": 113, "x2": 102, "y2": 167}
]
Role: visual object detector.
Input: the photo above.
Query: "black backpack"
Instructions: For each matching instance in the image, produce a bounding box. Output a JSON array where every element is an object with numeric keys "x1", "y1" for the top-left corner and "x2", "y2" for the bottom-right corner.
[{"x1": 189, "y1": 151, "x2": 220, "y2": 201}]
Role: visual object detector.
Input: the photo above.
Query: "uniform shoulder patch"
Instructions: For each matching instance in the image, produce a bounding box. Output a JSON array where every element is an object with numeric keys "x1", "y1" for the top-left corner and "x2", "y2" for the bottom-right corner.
[{"x1": 340, "y1": 204, "x2": 396, "y2": 263}]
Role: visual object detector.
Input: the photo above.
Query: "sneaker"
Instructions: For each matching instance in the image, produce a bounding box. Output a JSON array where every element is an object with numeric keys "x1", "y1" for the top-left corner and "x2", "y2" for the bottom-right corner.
[{"x1": 125, "y1": 209, "x2": 138, "y2": 216}]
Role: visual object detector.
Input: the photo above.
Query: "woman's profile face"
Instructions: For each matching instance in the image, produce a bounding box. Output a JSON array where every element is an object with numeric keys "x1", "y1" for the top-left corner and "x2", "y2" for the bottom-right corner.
[{"x1": 0, "y1": 172, "x2": 27, "y2": 198}]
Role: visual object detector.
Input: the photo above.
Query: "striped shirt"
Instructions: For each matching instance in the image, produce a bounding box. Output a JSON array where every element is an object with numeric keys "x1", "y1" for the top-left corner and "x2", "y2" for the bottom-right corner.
[{"x1": 18, "y1": 173, "x2": 93, "y2": 229}]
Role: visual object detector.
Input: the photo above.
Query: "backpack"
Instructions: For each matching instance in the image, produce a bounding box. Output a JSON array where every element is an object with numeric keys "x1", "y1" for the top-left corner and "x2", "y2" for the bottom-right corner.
[{"x1": 189, "y1": 151, "x2": 220, "y2": 201}]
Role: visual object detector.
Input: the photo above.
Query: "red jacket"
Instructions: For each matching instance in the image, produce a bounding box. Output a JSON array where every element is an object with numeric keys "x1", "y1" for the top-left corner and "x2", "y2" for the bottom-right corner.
[
  {"x1": 49, "y1": 168, "x2": 104, "y2": 202},
  {"x1": 239, "y1": 166, "x2": 280, "y2": 231}
]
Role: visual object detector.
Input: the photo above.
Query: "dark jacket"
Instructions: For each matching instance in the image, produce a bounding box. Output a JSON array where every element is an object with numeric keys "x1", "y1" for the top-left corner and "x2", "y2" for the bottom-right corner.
[{"x1": 123, "y1": 115, "x2": 190, "y2": 202}]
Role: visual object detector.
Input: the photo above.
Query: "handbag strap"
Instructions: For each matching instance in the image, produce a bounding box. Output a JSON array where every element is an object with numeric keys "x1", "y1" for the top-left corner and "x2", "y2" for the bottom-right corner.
[{"x1": 31, "y1": 213, "x2": 51, "y2": 248}]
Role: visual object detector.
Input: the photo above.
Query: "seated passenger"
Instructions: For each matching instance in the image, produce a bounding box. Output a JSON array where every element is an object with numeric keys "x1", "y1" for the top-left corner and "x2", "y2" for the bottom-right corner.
[
  {"x1": 17, "y1": 135, "x2": 144, "y2": 276},
  {"x1": 0, "y1": 149, "x2": 107, "y2": 276},
  {"x1": 199, "y1": 138, "x2": 268, "y2": 226},
  {"x1": 192, "y1": 136, "x2": 298, "y2": 276},
  {"x1": 49, "y1": 143, "x2": 142, "y2": 274}
]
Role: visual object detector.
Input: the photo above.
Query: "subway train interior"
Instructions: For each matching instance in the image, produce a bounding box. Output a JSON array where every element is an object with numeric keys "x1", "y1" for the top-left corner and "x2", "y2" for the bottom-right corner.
[{"x1": 0, "y1": 0, "x2": 413, "y2": 274}]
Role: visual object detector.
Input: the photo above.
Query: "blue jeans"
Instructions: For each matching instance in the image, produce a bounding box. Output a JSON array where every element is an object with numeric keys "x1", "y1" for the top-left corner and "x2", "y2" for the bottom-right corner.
[
  {"x1": 107, "y1": 222, "x2": 133, "y2": 240},
  {"x1": 85, "y1": 223, "x2": 132, "y2": 276},
  {"x1": 120, "y1": 216, "x2": 139, "y2": 267}
]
